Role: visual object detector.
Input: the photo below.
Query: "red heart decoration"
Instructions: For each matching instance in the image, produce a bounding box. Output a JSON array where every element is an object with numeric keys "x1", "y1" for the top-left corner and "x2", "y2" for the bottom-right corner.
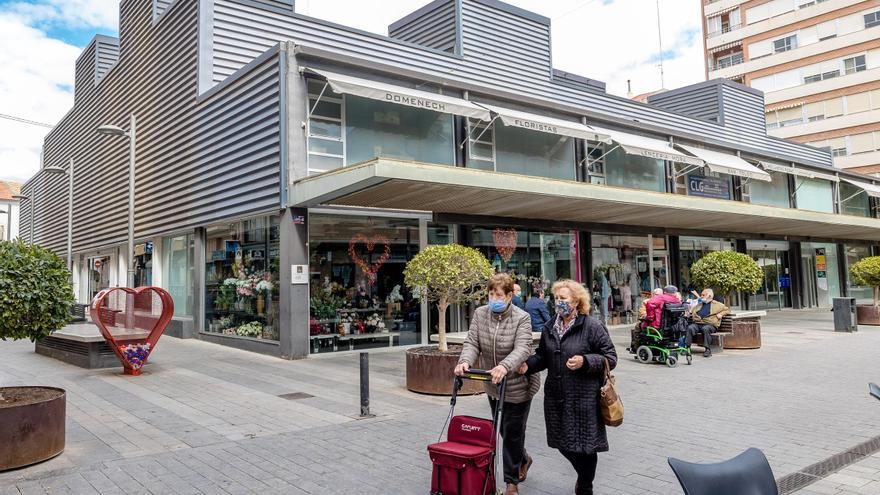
[
  {"x1": 493, "y1": 228, "x2": 518, "y2": 263},
  {"x1": 348, "y1": 233, "x2": 391, "y2": 284},
  {"x1": 90, "y1": 286, "x2": 174, "y2": 376}
]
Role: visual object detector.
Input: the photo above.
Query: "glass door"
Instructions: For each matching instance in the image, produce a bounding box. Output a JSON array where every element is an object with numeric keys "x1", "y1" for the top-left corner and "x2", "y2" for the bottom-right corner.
[
  {"x1": 750, "y1": 249, "x2": 790, "y2": 310},
  {"x1": 801, "y1": 254, "x2": 818, "y2": 308},
  {"x1": 88, "y1": 255, "x2": 113, "y2": 301}
]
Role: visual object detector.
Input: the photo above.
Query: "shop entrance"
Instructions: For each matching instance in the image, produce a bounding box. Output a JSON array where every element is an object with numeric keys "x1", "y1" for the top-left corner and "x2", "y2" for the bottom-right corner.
[
  {"x1": 748, "y1": 248, "x2": 792, "y2": 311},
  {"x1": 800, "y1": 243, "x2": 841, "y2": 308},
  {"x1": 87, "y1": 255, "x2": 114, "y2": 301}
]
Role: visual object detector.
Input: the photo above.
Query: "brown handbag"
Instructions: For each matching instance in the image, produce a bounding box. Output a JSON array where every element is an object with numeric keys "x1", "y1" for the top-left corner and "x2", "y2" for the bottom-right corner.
[{"x1": 600, "y1": 358, "x2": 624, "y2": 427}]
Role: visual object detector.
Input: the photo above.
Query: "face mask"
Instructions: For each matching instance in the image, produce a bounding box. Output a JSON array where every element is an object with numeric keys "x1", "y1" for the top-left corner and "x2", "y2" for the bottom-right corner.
[
  {"x1": 556, "y1": 300, "x2": 574, "y2": 318},
  {"x1": 489, "y1": 299, "x2": 507, "y2": 313},
  {"x1": 697, "y1": 298, "x2": 704, "y2": 303}
]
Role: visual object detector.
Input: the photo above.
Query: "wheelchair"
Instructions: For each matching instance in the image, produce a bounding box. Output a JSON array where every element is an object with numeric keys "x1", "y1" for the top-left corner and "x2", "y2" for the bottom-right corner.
[{"x1": 629, "y1": 302, "x2": 693, "y2": 367}]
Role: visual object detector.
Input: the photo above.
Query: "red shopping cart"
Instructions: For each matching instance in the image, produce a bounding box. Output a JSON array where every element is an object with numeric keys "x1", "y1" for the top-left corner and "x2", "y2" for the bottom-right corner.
[{"x1": 427, "y1": 370, "x2": 506, "y2": 495}]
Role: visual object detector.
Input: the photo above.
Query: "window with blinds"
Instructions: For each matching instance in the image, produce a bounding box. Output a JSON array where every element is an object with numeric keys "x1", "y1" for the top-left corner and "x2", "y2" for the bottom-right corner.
[
  {"x1": 804, "y1": 101, "x2": 824, "y2": 121},
  {"x1": 849, "y1": 133, "x2": 876, "y2": 155},
  {"x1": 825, "y1": 97, "x2": 844, "y2": 118},
  {"x1": 846, "y1": 92, "x2": 871, "y2": 114}
]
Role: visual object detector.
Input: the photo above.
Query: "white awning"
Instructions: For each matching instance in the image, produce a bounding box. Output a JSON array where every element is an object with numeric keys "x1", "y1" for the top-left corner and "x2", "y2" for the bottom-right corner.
[
  {"x1": 677, "y1": 145, "x2": 772, "y2": 182},
  {"x1": 590, "y1": 125, "x2": 704, "y2": 166},
  {"x1": 304, "y1": 68, "x2": 491, "y2": 121},
  {"x1": 842, "y1": 178, "x2": 880, "y2": 198},
  {"x1": 474, "y1": 103, "x2": 612, "y2": 143},
  {"x1": 759, "y1": 161, "x2": 839, "y2": 182},
  {"x1": 708, "y1": 40, "x2": 743, "y2": 54}
]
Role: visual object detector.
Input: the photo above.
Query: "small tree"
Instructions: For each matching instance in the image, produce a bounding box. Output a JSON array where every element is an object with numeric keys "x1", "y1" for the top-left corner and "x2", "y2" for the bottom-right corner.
[
  {"x1": 690, "y1": 250, "x2": 763, "y2": 303},
  {"x1": 404, "y1": 244, "x2": 493, "y2": 352},
  {"x1": 850, "y1": 256, "x2": 880, "y2": 307}
]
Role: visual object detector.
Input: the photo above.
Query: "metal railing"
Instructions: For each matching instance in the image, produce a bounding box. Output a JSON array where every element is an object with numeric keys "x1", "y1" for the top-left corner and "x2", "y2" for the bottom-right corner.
[{"x1": 707, "y1": 23, "x2": 743, "y2": 38}]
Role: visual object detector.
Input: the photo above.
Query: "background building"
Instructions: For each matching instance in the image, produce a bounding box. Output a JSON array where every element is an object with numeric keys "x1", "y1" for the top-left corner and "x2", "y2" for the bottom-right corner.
[
  {"x1": 0, "y1": 180, "x2": 21, "y2": 242},
  {"x1": 702, "y1": 0, "x2": 880, "y2": 174}
]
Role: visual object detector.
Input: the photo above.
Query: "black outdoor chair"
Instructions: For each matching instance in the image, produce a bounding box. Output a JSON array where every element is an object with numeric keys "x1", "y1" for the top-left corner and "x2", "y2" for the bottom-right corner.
[
  {"x1": 668, "y1": 448, "x2": 778, "y2": 495},
  {"x1": 870, "y1": 382, "x2": 880, "y2": 401}
]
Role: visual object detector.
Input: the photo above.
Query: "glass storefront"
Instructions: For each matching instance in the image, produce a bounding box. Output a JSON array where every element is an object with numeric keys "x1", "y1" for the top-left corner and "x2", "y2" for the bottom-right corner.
[
  {"x1": 678, "y1": 236, "x2": 739, "y2": 306},
  {"x1": 87, "y1": 255, "x2": 113, "y2": 301},
  {"x1": 162, "y1": 234, "x2": 194, "y2": 316},
  {"x1": 746, "y1": 240, "x2": 792, "y2": 310},
  {"x1": 839, "y1": 182, "x2": 871, "y2": 217},
  {"x1": 796, "y1": 178, "x2": 834, "y2": 213},
  {"x1": 308, "y1": 213, "x2": 422, "y2": 353},
  {"x1": 844, "y1": 244, "x2": 873, "y2": 303},
  {"x1": 800, "y1": 242, "x2": 841, "y2": 308},
  {"x1": 591, "y1": 234, "x2": 653, "y2": 325},
  {"x1": 604, "y1": 147, "x2": 665, "y2": 192},
  {"x1": 133, "y1": 241, "x2": 153, "y2": 287},
  {"x1": 494, "y1": 125, "x2": 575, "y2": 180},
  {"x1": 204, "y1": 216, "x2": 280, "y2": 340},
  {"x1": 746, "y1": 171, "x2": 790, "y2": 208}
]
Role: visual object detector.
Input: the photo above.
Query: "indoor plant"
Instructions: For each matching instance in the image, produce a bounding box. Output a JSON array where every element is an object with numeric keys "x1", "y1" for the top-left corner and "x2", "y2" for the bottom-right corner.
[
  {"x1": 849, "y1": 256, "x2": 880, "y2": 325},
  {"x1": 403, "y1": 244, "x2": 493, "y2": 394},
  {"x1": 0, "y1": 240, "x2": 72, "y2": 470}
]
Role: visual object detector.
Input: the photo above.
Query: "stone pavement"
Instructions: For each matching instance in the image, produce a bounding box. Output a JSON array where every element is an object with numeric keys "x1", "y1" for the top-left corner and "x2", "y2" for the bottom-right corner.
[{"x1": 1, "y1": 309, "x2": 879, "y2": 494}]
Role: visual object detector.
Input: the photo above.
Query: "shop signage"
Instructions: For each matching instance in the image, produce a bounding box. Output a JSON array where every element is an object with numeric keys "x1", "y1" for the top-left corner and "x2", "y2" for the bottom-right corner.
[
  {"x1": 815, "y1": 248, "x2": 828, "y2": 290},
  {"x1": 211, "y1": 250, "x2": 225, "y2": 261},
  {"x1": 384, "y1": 92, "x2": 446, "y2": 112},
  {"x1": 511, "y1": 118, "x2": 558, "y2": 134},
  {"x1": 291, "y1": 265, "x2": 308, "y2": 284},
  {"x1": 292, "y1": 215, "x2": 305, "y2": 225},
  {"x1": 779, "y1": 274, "x2": 790, "y2": 289},
  {"x1": 687, "y1": 175, "x2": 731, "y2": 200}
]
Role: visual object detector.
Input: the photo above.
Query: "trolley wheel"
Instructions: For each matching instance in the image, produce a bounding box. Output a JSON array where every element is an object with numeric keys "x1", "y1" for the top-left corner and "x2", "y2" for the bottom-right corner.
[
  {"x1": 636, "y1": 346, "x2": 652, "y2": 363},
  {"x1": 666, "y1": 355, "x2": 678, "y2": 368},
  {"x1": 686, "y1": 353, "x2": 693, "y2": 365}
]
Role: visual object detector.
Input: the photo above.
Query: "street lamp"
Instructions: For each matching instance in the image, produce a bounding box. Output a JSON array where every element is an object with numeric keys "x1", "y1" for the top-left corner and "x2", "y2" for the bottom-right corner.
[
  {"x1": 97, "y1": 114, "x2": 136, "y2": 288},
  {"x1": 11, "y1": 193, "x2": 31, "y2": 243},
  {"x1": 43, "y1": 163, "x2": 73, "y2": 272}
]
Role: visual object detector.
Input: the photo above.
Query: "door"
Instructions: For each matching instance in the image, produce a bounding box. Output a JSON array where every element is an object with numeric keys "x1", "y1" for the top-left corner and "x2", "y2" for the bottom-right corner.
[
  {"x1": 801, "y1": 254, "x2": 818, "y2": 308},
  {"x1": 88, "y1": 256, "x2": 113, "y2": 301},
  {"x1": 651, "y1": 255, "x2": 669, "y2": 290}
]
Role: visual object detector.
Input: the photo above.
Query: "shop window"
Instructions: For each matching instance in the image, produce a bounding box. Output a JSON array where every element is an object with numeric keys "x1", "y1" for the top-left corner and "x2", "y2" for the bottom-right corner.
[
  {"x1": 467, "y1": 117, "x2": 495, "y2": 171},
  {"x1": 494, "y1": 124, "x2": 576, "y2": 180},
  {"x1": 308, "y1": 214, "x2": 421, "y2": 352},
  {"x1": 845, "y1": 244, "x2": 873, "y2": 303},
  {"x1": 161, "y1": 234, "x2": 194, "y2": 316},
  {"x1": 346, "y1": 95, "x2": 455, "y2": 166},
  {"x1": 745, "y1": 171, "x2": 790, "y2": 208},
  {"x1": 307, "y1": 79, "x2": 344, "y2": 174},
  {"x1": 586, "y1": 142, "x2": 606, "y2": 185},
  {"x1": 134, "y1": 241, "x2": 153, "y2": 287},
  {"x1": 795, "y1": 177, "x2": 834, "y2": 213},
  {"x1": 204, "y1": 216, "x2": 280, "y2": 341},
  {"x1": 839, "y1": 181, "x2": 871, "y2": 217},
  {"x1": 603, "y1": 146, "x2": 665, "y2": 192},
  {"x1": 679, "y1": 237, "x2": 737, "y2": 301},
  {"x1": 843, "y1": 55, "x2": 866, "y2": 75},
  {"x1": 591, "y1": 234, "x2": 652, "y2": 325}
]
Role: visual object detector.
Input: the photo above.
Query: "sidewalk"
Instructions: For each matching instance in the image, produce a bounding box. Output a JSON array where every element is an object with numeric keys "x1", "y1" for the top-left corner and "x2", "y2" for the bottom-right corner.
[{"x1": 0, "y1": 309, "x2": 878, "y2": 494}]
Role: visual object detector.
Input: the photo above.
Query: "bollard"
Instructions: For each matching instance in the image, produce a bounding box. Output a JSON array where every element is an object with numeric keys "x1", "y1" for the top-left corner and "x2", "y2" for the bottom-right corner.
[{"x1": 359, "y1": 352, "x2": 374, "y2": 417}]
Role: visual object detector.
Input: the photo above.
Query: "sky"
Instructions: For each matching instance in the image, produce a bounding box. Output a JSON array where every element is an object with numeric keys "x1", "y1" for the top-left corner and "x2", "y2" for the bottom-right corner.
[{"x1": 0, "y1": 0, "x2": 705, "y2": 184}]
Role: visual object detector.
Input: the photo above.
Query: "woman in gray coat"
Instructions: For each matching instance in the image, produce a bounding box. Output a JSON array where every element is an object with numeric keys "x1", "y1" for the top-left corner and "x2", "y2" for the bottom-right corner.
[{"x1": 455, "y1": 272, "x2": 540, "y2": 495}]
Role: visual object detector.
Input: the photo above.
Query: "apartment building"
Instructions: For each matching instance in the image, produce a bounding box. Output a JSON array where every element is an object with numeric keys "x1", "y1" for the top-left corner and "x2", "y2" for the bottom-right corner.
[{"x1": 703, "y1": 0, "x2": 880, "y2": 174}]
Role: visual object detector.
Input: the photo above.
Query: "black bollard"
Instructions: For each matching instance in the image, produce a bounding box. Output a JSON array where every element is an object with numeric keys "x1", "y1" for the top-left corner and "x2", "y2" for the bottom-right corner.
[{"x1": 360, "y1": 352, "x2": 374, "y2": 417}]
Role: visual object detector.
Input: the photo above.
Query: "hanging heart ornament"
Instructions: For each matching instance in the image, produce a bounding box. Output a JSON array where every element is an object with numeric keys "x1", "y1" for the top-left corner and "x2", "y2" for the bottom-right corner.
[
  {"x1": 493, "y1": 228, "x2": 518, "y2": 263},
  {"x1": 90, "y1": 286, "x2": 174, "y2": 376},
  {"x1": 348, "y1": 233, "x2": 391, "y2": 283}
]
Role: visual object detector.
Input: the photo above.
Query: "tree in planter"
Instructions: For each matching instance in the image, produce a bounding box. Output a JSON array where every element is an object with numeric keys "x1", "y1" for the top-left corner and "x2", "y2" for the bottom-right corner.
[
  {"x1": 690, "y1": 250, "x2": 763, "y2": 304},
  {"x1": 850, "y1": 256, "x2": 880, "y2": 307},
  {"x1": 404, "y1": 244, "x2": 493, "y2": 352},
  {"x1": 0, "y1": 240, "x2": 73, "y2": 401}
]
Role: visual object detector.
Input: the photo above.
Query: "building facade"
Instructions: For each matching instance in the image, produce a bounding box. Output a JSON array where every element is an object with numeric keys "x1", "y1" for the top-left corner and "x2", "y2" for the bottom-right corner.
[
  {"x1": 0, "y1": 180, "x2": 21, "y2": 242},
  {"x1": 702, "y1": 0, "x2": 880, "y2": 174},
  {"x1": 19, "y1": 0, "x2": 880, "y2": 359}
]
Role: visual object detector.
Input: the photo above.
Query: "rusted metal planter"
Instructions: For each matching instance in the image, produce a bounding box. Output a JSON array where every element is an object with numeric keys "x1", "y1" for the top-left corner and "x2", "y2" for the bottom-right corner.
[
  {"x1": 856, "y1": 305, "x2": 880, "y2": 326},
  {"x1": 0, "y1": 387, "x2": 66, "y2": 471},
  {"x1": 406, "y1": 345, "x2": 483, "y2": 395},
  {"x1": 723, "y1": 320, "x2": 762, "y2": 349}
]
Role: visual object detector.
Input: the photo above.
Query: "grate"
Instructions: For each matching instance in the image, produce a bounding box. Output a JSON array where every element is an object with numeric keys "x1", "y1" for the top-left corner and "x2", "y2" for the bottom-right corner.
[
  {"x1": 776, "y1": 434, "x2": 880, "y2": 494},
  {"x1": 277, "y1": 392, "x2": 314, "y2": 400}
]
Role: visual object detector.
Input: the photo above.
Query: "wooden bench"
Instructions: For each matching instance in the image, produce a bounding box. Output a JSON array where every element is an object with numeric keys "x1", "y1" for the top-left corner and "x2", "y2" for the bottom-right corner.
[
  {"x1": 693, "y1": 330, "x2": 733, "y2": 353},
  {"x1": 693, "y1": 311, "x2": 766, "y2": 352}
]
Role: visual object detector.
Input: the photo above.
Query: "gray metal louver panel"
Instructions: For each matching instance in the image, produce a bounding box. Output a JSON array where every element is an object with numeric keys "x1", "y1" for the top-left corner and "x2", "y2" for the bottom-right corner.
[{"x1": 389, "y1": 0, "x2": 458, "y2": 53}]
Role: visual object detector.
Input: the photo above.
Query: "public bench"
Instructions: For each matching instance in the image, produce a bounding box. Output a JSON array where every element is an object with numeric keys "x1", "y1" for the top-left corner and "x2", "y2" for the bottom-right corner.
[{"x1": 693, "y1": 311, "x2": 766, "y2": 353}]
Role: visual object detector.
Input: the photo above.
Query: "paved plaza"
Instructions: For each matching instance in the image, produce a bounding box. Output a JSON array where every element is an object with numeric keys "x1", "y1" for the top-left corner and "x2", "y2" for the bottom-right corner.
[{"x1": 1, "y1": 309, "x2": 879, "y2": 494}]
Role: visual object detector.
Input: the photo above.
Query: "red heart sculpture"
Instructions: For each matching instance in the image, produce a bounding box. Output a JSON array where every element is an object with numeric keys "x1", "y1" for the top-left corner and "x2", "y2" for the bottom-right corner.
[
  {"x1": 493, "y1": 228, "x2": 518, "y2": 263},
  {"x1": 90, "y1": 286, "x2": 174, "y2": 376},
  {"x1": 348, "y1": 233, "x2": 391, "y2": 284}
]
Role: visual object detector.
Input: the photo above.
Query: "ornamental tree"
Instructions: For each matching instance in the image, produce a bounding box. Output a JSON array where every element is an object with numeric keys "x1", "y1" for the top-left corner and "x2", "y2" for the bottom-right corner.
[
  {"x1": 404, "y1": 244, "x2": 493, "y2": 352},
  {"x1": 0, "y1": 239, "x2": 73, "y2": 342},
  {"x1": 850, "y1": 256, "x2": 880, "y2": 306},
  {"x1": 690, "y1": 250, "x2": 763, "y2": 303}
]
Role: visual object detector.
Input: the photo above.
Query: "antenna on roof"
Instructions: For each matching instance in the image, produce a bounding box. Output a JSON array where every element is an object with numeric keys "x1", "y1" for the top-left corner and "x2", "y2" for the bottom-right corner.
[
  {"x1": 627, "y1": 79, "x2": 633, "y2": 98},
  {"x1": 656, "y1": 0, "x2": 665, "y2": 89}
]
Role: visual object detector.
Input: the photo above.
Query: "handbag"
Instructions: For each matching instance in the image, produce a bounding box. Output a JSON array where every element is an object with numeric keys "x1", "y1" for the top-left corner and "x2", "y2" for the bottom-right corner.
[{"x1": 600, "y1": 357, "x2": 624, "y2": 427}]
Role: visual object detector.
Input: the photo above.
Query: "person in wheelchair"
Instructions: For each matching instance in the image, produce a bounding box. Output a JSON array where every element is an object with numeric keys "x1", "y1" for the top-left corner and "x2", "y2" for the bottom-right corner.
[
  {"x1": 630, "y1": 286, "x2": 692, "y2": 366},
  {"x1": 686, "y1": 289, "x2": 730, "y2": 358}
]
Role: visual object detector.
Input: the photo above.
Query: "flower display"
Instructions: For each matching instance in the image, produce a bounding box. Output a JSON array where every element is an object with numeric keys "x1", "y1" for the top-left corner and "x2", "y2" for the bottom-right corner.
[
  {"x1": 236, "y1": 321, "x2": 263, "y2": 338},
  {"x1": 365, "y1": 313, "x2": 386, "y2": 331},
  {"x1": 385, "y1": 285, "x2": 403, "y2": 303},
  {"x1": 118, "y1": 343, "x2": 151, "y2": 370}
]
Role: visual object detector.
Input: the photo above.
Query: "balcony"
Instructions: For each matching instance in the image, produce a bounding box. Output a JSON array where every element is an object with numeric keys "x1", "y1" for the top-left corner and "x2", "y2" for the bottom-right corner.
[{"x1": 707, "y1": 23, "x2": 743, "y2": 39}]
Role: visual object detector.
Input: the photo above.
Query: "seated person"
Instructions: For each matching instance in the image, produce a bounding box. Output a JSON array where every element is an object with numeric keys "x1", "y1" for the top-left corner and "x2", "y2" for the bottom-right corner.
[
  {"x1": 686, "y1": 289, "x2": 730, "y2": 358},
  {"x1": 631, "y1": 288, "x2": 662, "y2": 351},
  {"x1": 641, "y1": 285, "x2": 681, "y2": 330}
]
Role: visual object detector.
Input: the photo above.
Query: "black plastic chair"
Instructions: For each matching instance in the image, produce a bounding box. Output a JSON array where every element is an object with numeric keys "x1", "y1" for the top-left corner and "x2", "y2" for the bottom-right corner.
[
  {"x1": 668, "y1": 448, "x2": 778, "y2": 495},
  {"x1": 870, "y1": 382, "x2": 880, "y2": 401}
]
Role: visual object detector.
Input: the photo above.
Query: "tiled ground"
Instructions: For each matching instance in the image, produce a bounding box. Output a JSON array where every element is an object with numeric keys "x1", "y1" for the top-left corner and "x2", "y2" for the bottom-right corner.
[{"x1": 1, "y1": 309, "x2": 879, "y2": 494}]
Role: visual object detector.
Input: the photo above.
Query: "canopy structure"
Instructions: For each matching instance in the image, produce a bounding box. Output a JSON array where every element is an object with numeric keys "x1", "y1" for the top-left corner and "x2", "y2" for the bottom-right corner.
[
  {"x1": 474, "y1": 102, "x2": 611, "y2": 143},
  {"x1": 759, "y1": 161, "x2": 839, "y2": 182},
  {"x1": 677, "y1": 144, "x2": 772, "y2": 182},
  {"x1": 292, "y1": 158, "x2": 880, "y2": 241},
  {"x1": 590, "y1": 125, "x2": 704, "y2": 166},
  {"x1": 303, "y1": 67, "x2": 491, "y2": 120},
  {"x1": 841, "y1": 178, "x2": 880, "y2": 198}
]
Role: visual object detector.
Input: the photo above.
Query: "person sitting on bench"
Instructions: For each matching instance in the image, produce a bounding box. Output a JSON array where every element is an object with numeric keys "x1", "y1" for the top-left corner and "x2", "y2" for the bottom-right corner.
[{"x1": 686, "y1": 289, "x2": 729, "y2": 358}]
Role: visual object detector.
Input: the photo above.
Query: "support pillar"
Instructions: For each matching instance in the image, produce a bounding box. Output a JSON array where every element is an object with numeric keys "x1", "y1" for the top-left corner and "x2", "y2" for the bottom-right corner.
[{"x1": 280, "y1": 207, "x2": 310, "y2": 359}]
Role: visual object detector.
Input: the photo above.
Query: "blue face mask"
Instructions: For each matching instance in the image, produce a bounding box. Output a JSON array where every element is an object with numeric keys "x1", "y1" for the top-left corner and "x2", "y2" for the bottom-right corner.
[
  {"x1": 555, "y1": 300, "x2": 574, "y2": 318},
  {"x1": 697, "y1": 298, "x2": 705, "y2": 303},
  {"x1": 489, "y1": 299, "x2": 507, "y2": 313}
]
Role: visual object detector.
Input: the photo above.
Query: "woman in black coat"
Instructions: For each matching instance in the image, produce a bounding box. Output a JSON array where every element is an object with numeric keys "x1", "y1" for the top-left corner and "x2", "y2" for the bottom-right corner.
[{"x1": 518, "y1": 279, "x2": 618, "y2": 495}]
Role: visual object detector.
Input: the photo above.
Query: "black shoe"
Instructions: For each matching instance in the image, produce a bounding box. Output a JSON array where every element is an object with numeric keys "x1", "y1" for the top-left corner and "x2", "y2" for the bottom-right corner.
[{"x1": 703, "y1": 349, "x2": 712, "y2": 358}]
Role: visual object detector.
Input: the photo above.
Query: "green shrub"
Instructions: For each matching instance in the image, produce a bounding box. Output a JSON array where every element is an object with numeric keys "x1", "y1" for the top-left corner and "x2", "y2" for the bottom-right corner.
[
  {"x1": 404, "y1": 244, "x2": 493, "y2": 351},
  {"x1": 850, "y1": 256, "x2": 880, "y2": 306},
  {"x1": 690, "y1": 250, "x2": 763, "y2": 300},
  {"x1": 0, "y1": 240, "x2": 74, "y2": 342}
]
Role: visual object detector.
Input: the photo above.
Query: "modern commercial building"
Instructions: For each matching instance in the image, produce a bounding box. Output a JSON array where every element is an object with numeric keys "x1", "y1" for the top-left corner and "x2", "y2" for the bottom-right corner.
[
  {"x1": 702, "y1": 0, "x2": 880, "y2": 174},
  {"x1": 0, "y1": 180, "x2": 22, "y2": 242},
  {"x1": 20, "y1": 0, "x2": 880, "y2": 359}
]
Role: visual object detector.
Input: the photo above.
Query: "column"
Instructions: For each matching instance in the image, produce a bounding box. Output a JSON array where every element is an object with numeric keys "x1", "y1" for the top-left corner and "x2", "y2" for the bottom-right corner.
[{"x1": 279, "y1": 207, "x2": 310, "y2": 359}]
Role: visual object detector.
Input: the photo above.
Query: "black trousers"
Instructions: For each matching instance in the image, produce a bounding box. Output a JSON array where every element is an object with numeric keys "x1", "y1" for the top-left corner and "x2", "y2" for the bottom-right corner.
[
  {"x1": 488, "y1": 397, "x2": 531, "y2": 485},
  {"x1": 560, "y1": 450, "x2": 598, "y2": 494},
  {"x1": 686, "y1": 323, "x2": 716, "y2": 348}
]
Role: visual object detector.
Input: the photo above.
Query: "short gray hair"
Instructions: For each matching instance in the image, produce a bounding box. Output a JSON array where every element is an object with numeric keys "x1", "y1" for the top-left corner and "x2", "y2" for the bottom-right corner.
[{"x1": 702, "y1": 288, "x2": 715, "y2": 297}]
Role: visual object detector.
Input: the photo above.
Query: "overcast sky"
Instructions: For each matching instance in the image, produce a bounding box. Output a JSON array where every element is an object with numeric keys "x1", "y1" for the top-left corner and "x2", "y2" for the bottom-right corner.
[{"x1": 0, "y1": 0, "x2": 704, "y2": 183}]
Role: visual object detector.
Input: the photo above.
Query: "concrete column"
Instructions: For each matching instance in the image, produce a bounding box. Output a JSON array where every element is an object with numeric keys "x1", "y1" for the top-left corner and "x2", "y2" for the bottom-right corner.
[{"x1": 279, "y1": 207, "x2": 309, "y2": 359}]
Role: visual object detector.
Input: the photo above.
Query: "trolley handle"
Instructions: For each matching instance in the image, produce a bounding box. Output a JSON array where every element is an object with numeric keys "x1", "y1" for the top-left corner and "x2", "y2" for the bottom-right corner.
[{"x1": 451, "y1": 369, "x2": 507, "y2": 406}]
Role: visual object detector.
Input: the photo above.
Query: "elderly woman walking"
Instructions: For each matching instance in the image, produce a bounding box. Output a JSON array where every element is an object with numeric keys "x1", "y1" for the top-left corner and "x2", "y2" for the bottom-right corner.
[
  {"x1": 455, "y1": 272, "x2": 540, "y2": 495},
  {"x1": 519, "y1": 279, "x2": 617, "y2": 495}
]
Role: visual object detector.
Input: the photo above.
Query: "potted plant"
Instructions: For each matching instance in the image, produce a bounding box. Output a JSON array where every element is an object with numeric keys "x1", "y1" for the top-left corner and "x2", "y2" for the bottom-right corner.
[
  {"x1": 0, "y1": 240, "x2": 72, "y2": 471},
  {"x1": 403, "y1": 244, "x2": 493, "y2": 394},
  {"x1": 690, "y1": 251, "x2": 764, "y2": 349},
  {"x1": 849, "y1": 256, "x2": 880, "y2": 325}
]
